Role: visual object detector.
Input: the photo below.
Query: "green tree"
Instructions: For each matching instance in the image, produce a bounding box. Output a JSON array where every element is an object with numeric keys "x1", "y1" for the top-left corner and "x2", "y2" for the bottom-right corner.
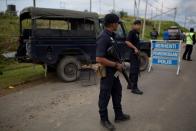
[{"x1": 119, "y1": 10, "x2": 128, "y2": 18}]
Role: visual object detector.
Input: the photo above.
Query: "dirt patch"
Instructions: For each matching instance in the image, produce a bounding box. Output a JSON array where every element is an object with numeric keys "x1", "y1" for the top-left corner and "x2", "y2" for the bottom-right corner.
[{"x1": 0, "y1": 67, "x2": 98, "y2": 97}]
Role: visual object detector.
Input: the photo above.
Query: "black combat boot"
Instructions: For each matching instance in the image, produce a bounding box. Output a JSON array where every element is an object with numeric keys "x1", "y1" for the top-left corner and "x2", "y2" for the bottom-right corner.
[
  {"x1": 100, "y1": 120, "x2": 115, "y2": 131},
  {"x1": 115, "y1": 113, "x2": 130, "y2": 123},
  {"x1": 182, "y1": 57, "x2": 186, "y2": 60},
  {"x1": 132, "y1": 88, "x2": 143, "y2": 95},
  {"x1": 187, "y1": 59, "x2": 193, "y2": 61}
]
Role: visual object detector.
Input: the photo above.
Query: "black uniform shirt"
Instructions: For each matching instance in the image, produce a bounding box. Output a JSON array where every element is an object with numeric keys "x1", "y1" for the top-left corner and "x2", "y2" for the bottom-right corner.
[
  {"x1": 150, "y1": 31, "x2": 158, "y2": 39},
  {"x1": 96, "y1": 29, "x2": 118, "y2": 73},
  {"x1": 127, "y1": 29, "x2": 140, "y2": 51},
  {"x1": 96, "y1": 29, "x2": 116, "y2": 60}
]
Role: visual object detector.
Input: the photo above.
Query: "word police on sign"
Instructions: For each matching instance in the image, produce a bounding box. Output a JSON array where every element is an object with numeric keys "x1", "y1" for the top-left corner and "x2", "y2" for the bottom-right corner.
[{"x1": 148, "y1": 40, "x2": 181, "y2": 75}]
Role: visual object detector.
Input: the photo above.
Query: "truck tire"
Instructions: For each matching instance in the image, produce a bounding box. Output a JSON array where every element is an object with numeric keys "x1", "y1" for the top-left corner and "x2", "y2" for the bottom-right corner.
[
  {"x1": 139, "y1": 52, "x2": 149, "y2": 71},
  {"x1": 57, "y1": 56, "x2": 81, "y2": 82}
]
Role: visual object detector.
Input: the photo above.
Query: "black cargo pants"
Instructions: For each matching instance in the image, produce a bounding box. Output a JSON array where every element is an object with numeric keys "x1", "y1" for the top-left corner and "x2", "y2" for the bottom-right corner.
[
  {"x1": 129, "y1": 53, "x2": 140, "y2": 89},
  {"x1": 98, "y1": 68, "x2": 123, "y2": 121},
  {"x1": 183, "y1": 45, "x2": 193, "y2": 60}
]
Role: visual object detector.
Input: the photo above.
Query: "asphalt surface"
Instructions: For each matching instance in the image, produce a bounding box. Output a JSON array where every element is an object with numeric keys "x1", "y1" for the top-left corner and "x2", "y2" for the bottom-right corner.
[{"x1": 0, "y1": 47, "x2": 196, "y2": 131}]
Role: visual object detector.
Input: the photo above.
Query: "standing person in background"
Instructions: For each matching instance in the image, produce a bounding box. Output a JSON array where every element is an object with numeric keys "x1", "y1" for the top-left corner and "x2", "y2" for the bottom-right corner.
[
  {"x1": 150, "y1": 27, "x2": 159, "y2": 39},
  {"x1": 163, "y1": 28, "x2": 169, "y2": 40},
  {"x1": 125, "y1": 20, "x2": 143, "y2": 95},
  {"x1": 182, "y1": 28, "x2": 195, "y2": 61}
]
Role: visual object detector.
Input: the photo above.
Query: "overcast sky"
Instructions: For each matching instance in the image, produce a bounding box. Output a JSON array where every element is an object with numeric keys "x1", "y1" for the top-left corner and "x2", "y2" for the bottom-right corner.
[{"x1": 0, "y1": 0, "x2": 195, "y2": 29}]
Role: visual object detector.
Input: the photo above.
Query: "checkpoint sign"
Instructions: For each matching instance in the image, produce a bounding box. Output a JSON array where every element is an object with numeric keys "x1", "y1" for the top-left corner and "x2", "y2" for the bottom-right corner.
[{"x1": 148, "y1": 40, "x2": 181, "y2": 75}]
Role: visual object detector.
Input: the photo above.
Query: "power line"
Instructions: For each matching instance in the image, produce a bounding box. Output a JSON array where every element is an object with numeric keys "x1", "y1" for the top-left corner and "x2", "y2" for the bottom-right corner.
[
  {"x1": 152, "y1": 0, "x2": 160, "y2": 3},
  {"x1": 150, "y1": 7, "x2": 177, "y2": 19},
  {"x1": 149, "y1": 0, "x2": 173, "y2": 10},
  {"x1": 147, "y1": 2, "x2": 162, "y2": 12},
  {"x1": 145, "y1": 0, "x2": 177, "y2": 22},
  {"x1": 149, "y1": 0, "x2": 161, "y2": 7},
  {"x1": 142, "y1": 0, "x2": 174, "y2": 14}
]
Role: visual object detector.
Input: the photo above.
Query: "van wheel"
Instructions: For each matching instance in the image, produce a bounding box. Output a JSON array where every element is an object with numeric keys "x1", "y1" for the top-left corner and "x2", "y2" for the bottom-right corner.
[
  {"x1": 139, "y1": 52, "x2": 149, "y2": 71},
  {"x1": 57, "y1": 56, "x2": 81, "y2": 82}
]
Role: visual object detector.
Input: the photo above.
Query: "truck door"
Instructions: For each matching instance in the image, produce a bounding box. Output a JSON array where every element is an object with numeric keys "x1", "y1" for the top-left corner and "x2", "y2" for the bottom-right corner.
[
  {"x1": 16, "y1": 18, "x2": 32, "y2": 62},
  {"x1": 115, "y1": 23, "x2": 130, "y2": 61}
]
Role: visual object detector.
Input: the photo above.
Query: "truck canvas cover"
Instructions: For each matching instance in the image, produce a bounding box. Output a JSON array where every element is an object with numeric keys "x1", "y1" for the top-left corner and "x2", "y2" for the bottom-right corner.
[{"x1": 20, "y1": 7, "x2": 99, "y2": 21}]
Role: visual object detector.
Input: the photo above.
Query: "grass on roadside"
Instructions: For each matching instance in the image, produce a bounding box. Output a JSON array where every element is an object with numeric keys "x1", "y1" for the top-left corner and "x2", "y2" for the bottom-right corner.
[
  {"x1": 0, "y1": 65, "x2": 45, "y2": 89},
  {"x1": 0, "y1": 62, "x2": 35, "y2": 72}
]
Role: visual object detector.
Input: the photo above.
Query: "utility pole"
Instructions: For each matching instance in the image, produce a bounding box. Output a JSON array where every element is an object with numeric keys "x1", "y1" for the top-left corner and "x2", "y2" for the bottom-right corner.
[
  {"x1": 154, "y1": 8, "x2": 158, "y2": 28},
  {"x1": 151, "y1": 7, "x2": 153, "y2": 20},
  {"x1": 134, "y1": 0, "x2": 136, "y2": 17},
  {"x1": 158, "y1": 0, "x2": 163, "y2": 34},
  {"x1": 174, "y1": 7, "x2": 177, "y2": 22},
  {"x1": 113, "y1": 0, "x2": 115, "y2": 12},
  {"x1": 33, "y1": 0, "x2": 36, "y2": 7},
  {"x1": 99, "y1": 0, "x2": 101, "y2": 14},
  {"x1": 142, "y1": 0, "x2": 148, "y2": 39},
  {"x1": 134, "y1": 0, "x2": 140, "y2": 19},
  {"x1": 90, "y1": 0, "x2": 92, "y2": 12},
  {"x1": 184, "y1": 16, "x2": 187, "y2": 28},
  {"x1": 60, "y1": 1, "x2": 66, "y2": 9},
  {"x1": 137, "y1": 0, "x2": 140, "y2": 18},
  {"x1": 6, "y1": 0, "x2": 8, "y2": 7}
]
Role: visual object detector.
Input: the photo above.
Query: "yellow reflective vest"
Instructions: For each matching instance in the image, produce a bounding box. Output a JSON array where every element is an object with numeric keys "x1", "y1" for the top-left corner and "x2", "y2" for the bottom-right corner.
[{"x1": 186, "y1": 32, "x2": 194, "y2": 45}]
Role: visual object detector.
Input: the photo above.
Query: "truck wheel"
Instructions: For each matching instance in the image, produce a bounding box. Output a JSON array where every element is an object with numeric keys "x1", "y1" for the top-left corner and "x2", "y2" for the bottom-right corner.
[
  {"x1": 139, "y1": 52, "x2": 149, "y2": 71},
  {"x1": 57, "y1": 56, "x2": 81, "y2": 82}
]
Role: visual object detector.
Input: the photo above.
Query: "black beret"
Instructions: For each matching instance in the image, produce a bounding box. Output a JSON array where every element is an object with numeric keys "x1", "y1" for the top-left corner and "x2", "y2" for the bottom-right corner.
[
  {"x1": 104, "y1": 13, "x2": 120, "y2": 25},
  {"x1": 133, "y1": 20, "x2": 142, "y2": 25}
]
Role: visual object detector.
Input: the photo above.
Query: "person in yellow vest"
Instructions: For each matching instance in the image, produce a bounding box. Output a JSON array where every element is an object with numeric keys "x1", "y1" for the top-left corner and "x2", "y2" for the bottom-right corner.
[{"x1": 182, "y1": 28, "x2": 195, "y2": 61}]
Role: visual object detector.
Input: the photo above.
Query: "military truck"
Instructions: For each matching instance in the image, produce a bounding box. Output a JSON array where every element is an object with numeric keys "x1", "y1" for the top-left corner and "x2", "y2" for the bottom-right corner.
[{"x1": 16, "y1": 7, "x2": 150, "y2": 82}]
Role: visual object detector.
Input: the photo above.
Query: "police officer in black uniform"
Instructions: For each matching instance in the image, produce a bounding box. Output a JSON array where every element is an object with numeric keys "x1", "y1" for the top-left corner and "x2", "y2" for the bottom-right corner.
[
  {"x1": 150, "y1": 27, "x2": 159, "y2": 40},
  {"x1": 96, "y1": 14, "x2": 130, "y2": 131},
  {"x1": 126, "y1": 20, "x2": 143, "y2": 95}
]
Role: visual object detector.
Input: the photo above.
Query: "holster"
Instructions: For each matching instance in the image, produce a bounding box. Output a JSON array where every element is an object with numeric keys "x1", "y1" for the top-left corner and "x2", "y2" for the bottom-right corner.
[{"x1": 96, "y1": 64, "x2": 106, "y2": 78}]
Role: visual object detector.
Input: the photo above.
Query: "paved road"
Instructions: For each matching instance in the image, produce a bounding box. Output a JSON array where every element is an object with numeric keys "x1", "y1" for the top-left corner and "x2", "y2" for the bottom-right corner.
[{"x1": 0, "y1": 48, "x2": 196, "y2": 131}]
